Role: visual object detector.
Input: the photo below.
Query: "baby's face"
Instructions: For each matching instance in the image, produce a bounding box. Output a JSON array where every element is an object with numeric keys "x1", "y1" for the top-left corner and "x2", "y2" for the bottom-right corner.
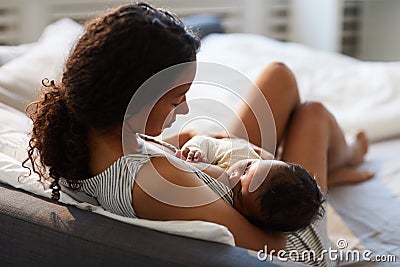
[{"x1": 227, "y1": 159, "x2": 288, "y2": 220}]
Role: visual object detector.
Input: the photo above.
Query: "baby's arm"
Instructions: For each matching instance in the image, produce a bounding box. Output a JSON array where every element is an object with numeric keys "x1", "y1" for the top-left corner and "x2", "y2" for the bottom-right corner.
[{"x1": 161, "y1": 129, "x2": 198, "y2": 148}]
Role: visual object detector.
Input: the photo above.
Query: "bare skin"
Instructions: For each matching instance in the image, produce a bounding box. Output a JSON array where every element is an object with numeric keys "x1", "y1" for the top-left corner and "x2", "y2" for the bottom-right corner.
[
  {"x1": 328, "y1": 166, "x2": 374, "y2": 186},
  {"x1": 279, "y1": 102, "x2": 373, "y2": 194},
  {"x1": 230, "y1": 62, "x2": 374, "y2": 194},
  {"x1": 87, "y1": 62, "x2": 372, "y2": 252},
  {"x1": 88, "y1": 83, "x2": 288, "y2": 252},
  {"x1": 347, "y1": 131, "x2": 370, "y2": 166},
  {"x1": 328, "y1": 131, "x2": 373, "y2": 186},
  {"x1": 171, "y1": 62, "x2": 373, "y2": 192},
  {"x1": 231, "y1": 62, "x2": 301, "y2": 150}
]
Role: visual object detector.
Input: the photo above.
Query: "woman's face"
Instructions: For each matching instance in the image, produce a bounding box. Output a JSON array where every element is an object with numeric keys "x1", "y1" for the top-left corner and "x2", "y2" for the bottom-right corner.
[
  {"x1": 145, "y1": 63, "x2": 196, "y2": 136},
  {"x1": 145, "y1": 83, "x2": 190, "y2": 136}
]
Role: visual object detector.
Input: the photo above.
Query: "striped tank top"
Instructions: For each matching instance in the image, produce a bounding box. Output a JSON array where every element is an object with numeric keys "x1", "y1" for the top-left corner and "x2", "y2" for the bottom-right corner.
[
  {"x1": 284, "y1": 203, "x2": 338, "y2": 267},
  {"x1": 60, "y1": 153, "x2": 233, "y2": 218}
]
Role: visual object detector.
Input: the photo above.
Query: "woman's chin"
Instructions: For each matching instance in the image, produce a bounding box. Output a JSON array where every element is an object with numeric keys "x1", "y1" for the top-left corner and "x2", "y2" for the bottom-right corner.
[
  {"x1": 145, "y1": 120, "x2": 174, "y2": 136},
  {"x1": 162, "y1": 120, "x2": 175, "y2": 131},
  {"x1": 145, "y1": 128, "x2": 162, "y2": 137},
  {"x1": 163, "y1": 124, "x2": 172, "y2": 131}
]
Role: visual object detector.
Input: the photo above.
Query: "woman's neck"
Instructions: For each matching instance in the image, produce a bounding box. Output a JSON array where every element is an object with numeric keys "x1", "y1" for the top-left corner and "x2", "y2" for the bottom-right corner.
[{"x1": 87, "y1": 128, "x2": 141, "y2": 176}]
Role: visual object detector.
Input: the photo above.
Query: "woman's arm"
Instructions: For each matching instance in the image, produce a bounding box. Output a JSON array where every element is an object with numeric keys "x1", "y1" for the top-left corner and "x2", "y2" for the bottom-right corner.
[
  {"x1": 249, "y1": 143, "x2": 275, "y2": 160},
  {"x1": 132, "y1": 156, "x2": 287, "y2": 252},
  {"x1": 161, "y1": 130, "x2": 198, "y2": 148}
]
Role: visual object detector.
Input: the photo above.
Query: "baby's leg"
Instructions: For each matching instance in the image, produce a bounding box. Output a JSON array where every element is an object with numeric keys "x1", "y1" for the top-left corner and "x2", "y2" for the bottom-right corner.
[
  {"x1": 281, "y1": 102, "x2": 373, "y2": 194},
  {"x1": 230, "y1": 62, "x2": 300, "y2": 153}
]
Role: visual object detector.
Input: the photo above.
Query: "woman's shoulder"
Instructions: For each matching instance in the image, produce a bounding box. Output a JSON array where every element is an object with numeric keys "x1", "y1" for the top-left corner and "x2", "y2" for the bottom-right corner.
[
  {"x1": 135, "y1": 154, "x2": 197, "y2": 179},
  {"x1": 83, "y1": 153, "x2": 166, "y2": 181}
]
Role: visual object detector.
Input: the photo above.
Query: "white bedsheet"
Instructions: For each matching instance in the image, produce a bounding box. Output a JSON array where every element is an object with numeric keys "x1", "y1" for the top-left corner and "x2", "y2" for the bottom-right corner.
[
  {"x1": 328, "y1": 138, "x2": 400, "y2": 266},
  {"x1": 185, "y1": 33, "x2": 400, "y2": 143}
]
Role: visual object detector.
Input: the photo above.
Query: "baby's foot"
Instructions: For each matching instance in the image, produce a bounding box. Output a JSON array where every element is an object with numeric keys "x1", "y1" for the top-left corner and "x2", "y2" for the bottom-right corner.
[
  {"x1": 328, "y1": 167, "x2": 374, "y2": 186},
  {"x1": 348, "y1": 131, "x2": 369, "y2": 166}
]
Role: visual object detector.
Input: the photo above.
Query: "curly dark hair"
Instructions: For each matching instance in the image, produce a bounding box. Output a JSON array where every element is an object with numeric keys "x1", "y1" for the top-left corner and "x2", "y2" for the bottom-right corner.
[
  {"x1": 23, "y1": 3, "x2": 200, "y2": 200},
  {"x1": 252, "y1": 163, "x2": 325, "y2": 232}
]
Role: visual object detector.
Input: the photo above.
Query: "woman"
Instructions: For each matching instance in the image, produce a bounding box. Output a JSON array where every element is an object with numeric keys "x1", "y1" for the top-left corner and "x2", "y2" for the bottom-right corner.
[
  {"x1": 25, "y1": 3, "x2": 285, "y2": 251},
  {"x1": 24, "y1": 2, "x2": 372, "y2": 264}
]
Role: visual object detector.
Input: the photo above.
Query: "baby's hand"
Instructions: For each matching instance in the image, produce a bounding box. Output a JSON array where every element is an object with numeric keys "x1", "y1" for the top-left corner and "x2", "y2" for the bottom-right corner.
[{"x1": 175, "y1": 147, "x2": 208, "y2": 163}]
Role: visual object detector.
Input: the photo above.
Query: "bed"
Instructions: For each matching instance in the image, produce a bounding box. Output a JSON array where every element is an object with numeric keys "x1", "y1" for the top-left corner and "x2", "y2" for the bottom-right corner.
[{"x1": 0, "y1": 18, "x2": 399, "y2": 266}]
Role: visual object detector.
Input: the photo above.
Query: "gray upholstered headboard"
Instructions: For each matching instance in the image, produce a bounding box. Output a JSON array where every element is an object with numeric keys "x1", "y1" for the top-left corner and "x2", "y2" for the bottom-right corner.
[{"x1": 0, "y1": 182, "x2": 290, "y2": 266}]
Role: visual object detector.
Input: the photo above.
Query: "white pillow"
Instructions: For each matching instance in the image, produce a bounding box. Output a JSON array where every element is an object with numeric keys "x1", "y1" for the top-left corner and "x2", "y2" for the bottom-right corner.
[
  {"x1": 0, "y1": 151, "x2": 49, "y2": 197},
  {"x1": 0, "y1": 18, "x2": 83, "y2": 111},
  {"x1": 0, "y1": 43, "x2": 35, "y2": 66},
  {"x1": 0, "y1": 102, "x2": 31, "y2": 162}
]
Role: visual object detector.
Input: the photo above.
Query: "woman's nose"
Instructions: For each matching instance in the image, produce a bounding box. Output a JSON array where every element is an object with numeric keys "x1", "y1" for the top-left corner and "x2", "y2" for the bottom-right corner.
[{"x1": 176, "y1": 101, "x2": 189, "y2": 115}]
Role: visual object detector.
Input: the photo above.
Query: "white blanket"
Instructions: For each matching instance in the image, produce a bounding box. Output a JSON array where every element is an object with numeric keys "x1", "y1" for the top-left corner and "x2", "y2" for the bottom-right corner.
[{"x1": 167, "y1": 33, "x2": 400, "y2": 142}]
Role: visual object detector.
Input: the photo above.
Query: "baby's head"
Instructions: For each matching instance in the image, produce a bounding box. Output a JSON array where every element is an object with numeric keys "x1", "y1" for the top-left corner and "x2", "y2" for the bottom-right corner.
[{"x1": 227, "y1": 159, "x2": 324, "y2": 232}]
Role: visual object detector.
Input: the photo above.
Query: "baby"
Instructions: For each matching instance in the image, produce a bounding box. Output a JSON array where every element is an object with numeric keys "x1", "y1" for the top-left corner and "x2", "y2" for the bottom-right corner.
[{"x1": 177, "y1": 136, "x2": 324, "y2": 232}]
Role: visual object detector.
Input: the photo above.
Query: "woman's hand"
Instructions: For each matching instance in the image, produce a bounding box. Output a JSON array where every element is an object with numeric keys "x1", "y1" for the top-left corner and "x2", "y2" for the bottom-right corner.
[
  {"x1": 249, "y1": 144, "x2": 275, "y2": 160},
  {"x1": 210, "y1": 132, "x2": 240, "y2": 140},
  {"x1": 175, "y1": 147, "x2": 208, "y2": 163}
]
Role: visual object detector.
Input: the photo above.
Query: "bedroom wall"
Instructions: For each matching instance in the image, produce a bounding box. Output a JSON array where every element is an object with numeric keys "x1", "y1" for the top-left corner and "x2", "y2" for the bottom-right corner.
[
  {"x1": 358, "y1": 0, "x2": 400, "y2": 61},
  {"x1": 288, "y1": 0, "x2": 344, "y2": 52},
  {"x1": 1, "y1": 0, "x2": 400, "y2": 62},
  {"x1": 0, "y1": 0, "x2": 292, "y2": 45},
  {"x1": 0, "y1": 0, "x2": 245, "y2": 44}
]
